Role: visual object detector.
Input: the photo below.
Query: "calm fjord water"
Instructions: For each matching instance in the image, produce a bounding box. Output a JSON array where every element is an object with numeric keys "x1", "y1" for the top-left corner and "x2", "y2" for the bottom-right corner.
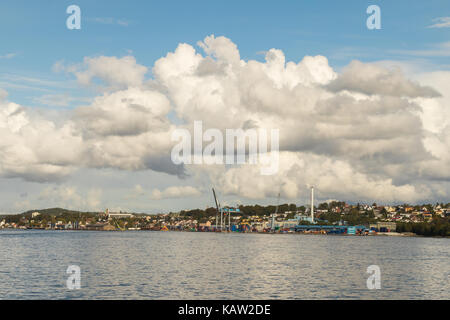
[{"x1": 0, "y1": 230, "x2": 449, "y2": 299}]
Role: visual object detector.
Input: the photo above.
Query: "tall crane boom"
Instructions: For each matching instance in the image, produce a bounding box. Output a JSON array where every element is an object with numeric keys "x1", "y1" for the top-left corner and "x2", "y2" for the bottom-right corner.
[
  {"x1": 212, "y1": 188, "x2": 219, "y2": 212},
  {"x1": 212, "y1": 188, "x2": 220, "y2": 231}
]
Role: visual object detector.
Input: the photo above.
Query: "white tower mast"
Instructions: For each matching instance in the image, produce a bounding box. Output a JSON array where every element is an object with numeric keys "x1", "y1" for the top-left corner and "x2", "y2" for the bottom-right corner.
[
  {"x1": 271, "y1": 193, "x2": 280, "y2": 232},
  {"x1": 310, "y1": 186, "x2": 314, "y2": 223}
]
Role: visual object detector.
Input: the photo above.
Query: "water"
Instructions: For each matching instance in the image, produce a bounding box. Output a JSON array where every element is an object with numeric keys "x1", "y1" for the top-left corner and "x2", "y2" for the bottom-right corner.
[{"x1": 0, "y1": 230, "x2": 449, "y2": 299}]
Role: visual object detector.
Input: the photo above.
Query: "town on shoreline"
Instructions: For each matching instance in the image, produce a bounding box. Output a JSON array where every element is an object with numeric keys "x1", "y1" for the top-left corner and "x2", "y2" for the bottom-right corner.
[{"x1": 1, "y1": 201, "x2": 449, "y2": 237}]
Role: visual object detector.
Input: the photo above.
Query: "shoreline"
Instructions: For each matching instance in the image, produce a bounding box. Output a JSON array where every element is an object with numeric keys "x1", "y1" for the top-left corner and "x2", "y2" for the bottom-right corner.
[{"x1": 3, "y1": 228, "x2": 448, "y2": 238}]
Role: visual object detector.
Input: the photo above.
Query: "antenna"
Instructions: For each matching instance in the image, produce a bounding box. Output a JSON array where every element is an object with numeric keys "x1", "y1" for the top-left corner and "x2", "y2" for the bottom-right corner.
[
  {"x1": 275, "y1": 192, "x2": 280, "y2": 214},
  {"x1": 311, "y1": 186, "x2": 315, "y2": 224},
  {"x1": 271, "y1": 192, "x2": 280, "y2": 232}
]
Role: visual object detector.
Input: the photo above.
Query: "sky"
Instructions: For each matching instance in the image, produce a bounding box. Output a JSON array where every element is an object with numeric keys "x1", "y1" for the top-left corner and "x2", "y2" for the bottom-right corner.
[{"x1": 0, "y1": 0, "x2": 449, "y2": 213}]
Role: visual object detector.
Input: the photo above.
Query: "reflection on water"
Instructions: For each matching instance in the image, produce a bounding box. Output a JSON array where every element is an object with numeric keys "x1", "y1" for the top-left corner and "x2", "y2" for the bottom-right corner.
[{"x1": 0, "y1": 230, "x2": 449, "y2": 299}]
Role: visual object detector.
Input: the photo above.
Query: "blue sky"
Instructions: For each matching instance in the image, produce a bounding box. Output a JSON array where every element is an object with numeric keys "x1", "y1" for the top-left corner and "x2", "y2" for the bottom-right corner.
[
  {"x1": 0, "y1": 1, "x2": 449, "y2": 213},
  {"x1": 1, "y1": 0, "x2": 449, "y2": 107}
]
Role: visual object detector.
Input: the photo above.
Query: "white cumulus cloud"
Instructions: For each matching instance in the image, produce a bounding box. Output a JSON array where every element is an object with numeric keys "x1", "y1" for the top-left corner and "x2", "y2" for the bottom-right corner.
[{"x1": 1, "y1": 35, "x2": 449, "y2": 206}]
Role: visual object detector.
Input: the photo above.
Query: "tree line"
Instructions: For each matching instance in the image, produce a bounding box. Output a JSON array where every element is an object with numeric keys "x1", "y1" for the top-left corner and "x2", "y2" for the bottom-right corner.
[{"x1": 396, "y1": 217, "x2": 450, "y2": 237}]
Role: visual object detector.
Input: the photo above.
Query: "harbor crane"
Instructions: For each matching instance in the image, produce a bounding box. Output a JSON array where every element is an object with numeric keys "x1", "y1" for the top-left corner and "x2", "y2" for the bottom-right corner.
[
  {"x1": 212, "y1": 188, "x2": 223, "y2": 231},
  {"x1": 212, "y1": 188, "x2": 242, "y2": 232},
  {"x1": 212, "y1": 188, "x2": 221, "y2": 231}
]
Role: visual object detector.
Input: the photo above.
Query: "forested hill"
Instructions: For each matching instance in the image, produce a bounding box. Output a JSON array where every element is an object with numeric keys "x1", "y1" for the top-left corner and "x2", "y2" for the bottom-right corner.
[
  {"x1": 0, "y1": 208, "x2": 97, "y2": 219},
  {"x1": 20, "y1": 208, "x2": 96, "y2": 216}
]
